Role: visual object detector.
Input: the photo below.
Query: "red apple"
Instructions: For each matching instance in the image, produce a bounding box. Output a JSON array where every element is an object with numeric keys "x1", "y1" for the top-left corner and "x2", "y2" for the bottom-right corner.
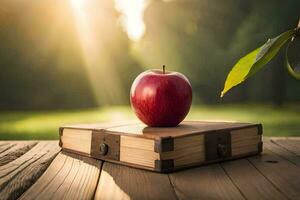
[{"x1": 130, "y1": 66, "x2": 192, "y2": 127}]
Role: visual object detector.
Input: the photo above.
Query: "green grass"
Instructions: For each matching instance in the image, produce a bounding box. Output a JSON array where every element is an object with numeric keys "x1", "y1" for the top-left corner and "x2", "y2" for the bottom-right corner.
[{"x1": 0, "y1": 104, "x2": 299, "y2": 140}]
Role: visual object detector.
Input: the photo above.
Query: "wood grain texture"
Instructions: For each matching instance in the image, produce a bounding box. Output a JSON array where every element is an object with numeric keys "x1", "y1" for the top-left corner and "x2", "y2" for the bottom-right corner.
[
  {"x1": 0, "y1": 141, "x2": 60, "y2": 200},
  {"x1": 231, "y1": 127, "x2": 261, "y2": 156},
  {"x1": 161, "y1": 134, "x2": 204, "y2": 167},
  {"x1": 106, "y1": 121, "x2": 256, "y2": 139},
  {"x1": 0, "y1": 143, "x2": 15, "y2": 154},
  {"x1": 62, "y1": 121, "x2": 258, "y2": 140},
  {"x1": 169, "y1": 164, "x2": 245, "y2": 200},
  {"x1": 61, "y1": 128, "x2": 92, "y2": 154},
  {"x1": 221, "y1": 159, "x2": 287, "y2": 200},
  {"x1": 20, "y1": 152, "x2": 102, "y2": 200},
  {"x1": 120, "y1": 136, "x2": 157, "y2": 167},
  {"x1": 248, "y1": 148, "x2": 300, "y2": 199},
  {"x1": 270, "y1": 138, "x2": 300, "y2": 156},
  {"x1": 120, "y1": 146, "x2": 159, "y2": 168},
  {"x1": 0, "y1": 141, "x2": 37, "y2": 166},
  {"x1": 119, "y1": 135, "x2": 206, "y2": 169},
  {"x1": 1, "y1": 138, "x2": 300, "y2": 200},
  {"x1": 60, "y1": 121, "x2": 261, "y2": 171},
  {"x1": 263, "y1": 138, "x2": 300, "y2": 166},
  {"x1": 95, "y1": 162, "x2": 177, "y2": 200},
  {"x1": 91, "y1": 131, "x2": 120, "y2": 161},
  {"x1": 121, "y1": 136, "x2": 154, "y2": 151}
]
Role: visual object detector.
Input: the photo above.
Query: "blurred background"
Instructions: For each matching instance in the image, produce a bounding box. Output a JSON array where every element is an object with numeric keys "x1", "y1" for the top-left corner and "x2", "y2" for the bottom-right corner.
[{"x1": 0, "y1": 0, "x2": 299, "y2": 139}]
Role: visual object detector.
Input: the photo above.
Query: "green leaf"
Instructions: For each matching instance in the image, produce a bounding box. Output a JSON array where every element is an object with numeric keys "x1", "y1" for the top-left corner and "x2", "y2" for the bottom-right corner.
[
  {"x1": 286, "y1": 58, "x2": 300, "y2": 79},
  {"x1": 286, "y1": 40, "x2": 300, "y2": 79},
  {"x1": 247, "y1": 29, "x2": 296, "y2": 78},
  {"x1": 220, "y1": 47, "x2": 260, "y2": 97},
  {"x1": 221, "y1": 29, "x2": 296, "y2": 97}
]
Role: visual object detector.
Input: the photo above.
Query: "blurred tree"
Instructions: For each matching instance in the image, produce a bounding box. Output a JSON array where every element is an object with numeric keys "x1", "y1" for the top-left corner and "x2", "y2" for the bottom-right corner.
[
  {"x1": 0, "y1": 0, "x2": 299, "y2": 109},
  {"x1": 230, "y1": 0, "x2": 300, "y2": 105},
  {"x1": 139, "y1": 0, "x2": 300, "y2": 104},
  {"x1": 0, "y1": 0, "x2": 141, "y2": 110}
]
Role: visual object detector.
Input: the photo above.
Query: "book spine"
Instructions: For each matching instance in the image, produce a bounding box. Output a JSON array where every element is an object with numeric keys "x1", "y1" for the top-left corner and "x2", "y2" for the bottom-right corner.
[
  {"x1": 154, "y1": 137, "x2": 174, "y2": 153},
  {"x1": 154, "y1": 137, "x2": 175, "y2": 172},
  {"x1": 58, "y1": 127, "x2": 64, "y2": 147},
  {"x1": 257, "y1": 123, "x2": 263, "y2": 153}
]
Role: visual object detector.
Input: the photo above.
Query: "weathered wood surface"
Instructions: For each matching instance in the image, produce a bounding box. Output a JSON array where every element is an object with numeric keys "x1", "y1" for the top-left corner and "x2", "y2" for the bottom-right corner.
[
  {"x1": 0, "y1": 137, "x2": 300, "y2": 200},
  {"x1": 169, "y1": 164, "x2": 245, "y2": 200},
  {"x1": 248, "y1": 149, "x2": 300, "y2": 199},
  {"x1": 263, "y1": 138, "x2": 300, "y2": 166},
  {"x1": 20, "y1": 152, "x2": 102, "y2": 200},
  {"x1": 0, "y1": 141, "x2": 37, "y2": 166},
  {"x1": 0, "y1": 141, "x2": 60, "y2": 200},
  {"x1": 270, "y1": 137, "x2": 300, "y2": 156},
  {"x1": 221, "y1": 159, "x2": 287, "y2": 200},
  {"x1": 95, "y1": 162, "x2": 177, "y2": 200}
]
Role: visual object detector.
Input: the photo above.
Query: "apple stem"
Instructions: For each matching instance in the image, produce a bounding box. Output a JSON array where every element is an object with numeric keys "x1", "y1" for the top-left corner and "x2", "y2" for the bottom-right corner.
[{"x1": 163, "y1": 65, "x2": 165, "y2": 74}]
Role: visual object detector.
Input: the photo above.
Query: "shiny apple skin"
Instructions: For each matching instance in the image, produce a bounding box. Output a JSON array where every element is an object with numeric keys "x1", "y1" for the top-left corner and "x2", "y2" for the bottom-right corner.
[{"x1": 130, "y1": 69, "x2": 192, "y2": 127}]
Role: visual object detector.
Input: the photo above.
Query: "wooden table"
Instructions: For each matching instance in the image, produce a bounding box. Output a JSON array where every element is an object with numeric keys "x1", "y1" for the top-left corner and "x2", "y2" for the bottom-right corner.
[{"x1": 0, "y1": 137, "x2": 300, "y2": 200}]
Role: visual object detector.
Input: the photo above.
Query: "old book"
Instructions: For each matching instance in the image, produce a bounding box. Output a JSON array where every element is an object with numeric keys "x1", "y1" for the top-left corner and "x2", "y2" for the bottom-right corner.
[{"x1": 59, "y1": 120, "x2": 262, "y2": 173}]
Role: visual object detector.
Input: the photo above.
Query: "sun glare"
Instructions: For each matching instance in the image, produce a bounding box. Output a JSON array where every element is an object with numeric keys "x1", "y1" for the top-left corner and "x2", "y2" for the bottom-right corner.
[
  {"x1": 71, "y1": 0, "x2": 147, "y2": 41},
  {"x1": 70, "y1": 0, "x2": 84, "y2": 10},
  {"x1": 69, "y1": 0, "x2": 147, "y2": 104},
  {"x1": 115, "y1": 0, "x2": 147, "y2": 41}
]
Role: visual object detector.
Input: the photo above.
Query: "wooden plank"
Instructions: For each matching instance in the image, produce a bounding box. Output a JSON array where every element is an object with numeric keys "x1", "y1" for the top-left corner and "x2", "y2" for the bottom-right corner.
[
  {"x1": 0, "y1": 141, "x2": 37, "y2": 166},
  {"x1": 248, "y1": 148, "x2": 300, "y2": 199},
  {"x1": 0, "y1": 141, "x2": 60, "y2": 200},
  {"x1": 287, "y1": 137, "x2": 300, "y2": 140},
  {"x1": 19, "y1": 152, "x2": 68, "y2": 200},
  {"x1": 0, "y1": 143, "x2": 15, "y2": 154},
  {"x1": 20, "y1": 152, "x2": 102, "y2": 200},
  {"x1": 95, "y1": 162, "x2": 177, "y2": 200},
  {"x1": 222, "y1": 159, "x2": 287, "y2": 200},
  {"x1": 169, "y1": 164, "x2": 245, "y2": 200},
  {"x1": 263, "y1": 138, "x2": 300, "y2": 166},
  {"x1": 270, "y1": 138, "x2": 300, "y2": 156}
]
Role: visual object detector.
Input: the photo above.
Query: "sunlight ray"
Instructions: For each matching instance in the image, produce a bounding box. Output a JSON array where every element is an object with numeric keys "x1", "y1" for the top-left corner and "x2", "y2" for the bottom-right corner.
[{"x1": 69, "y1": 0, "x2": 125, "y2": 105}]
